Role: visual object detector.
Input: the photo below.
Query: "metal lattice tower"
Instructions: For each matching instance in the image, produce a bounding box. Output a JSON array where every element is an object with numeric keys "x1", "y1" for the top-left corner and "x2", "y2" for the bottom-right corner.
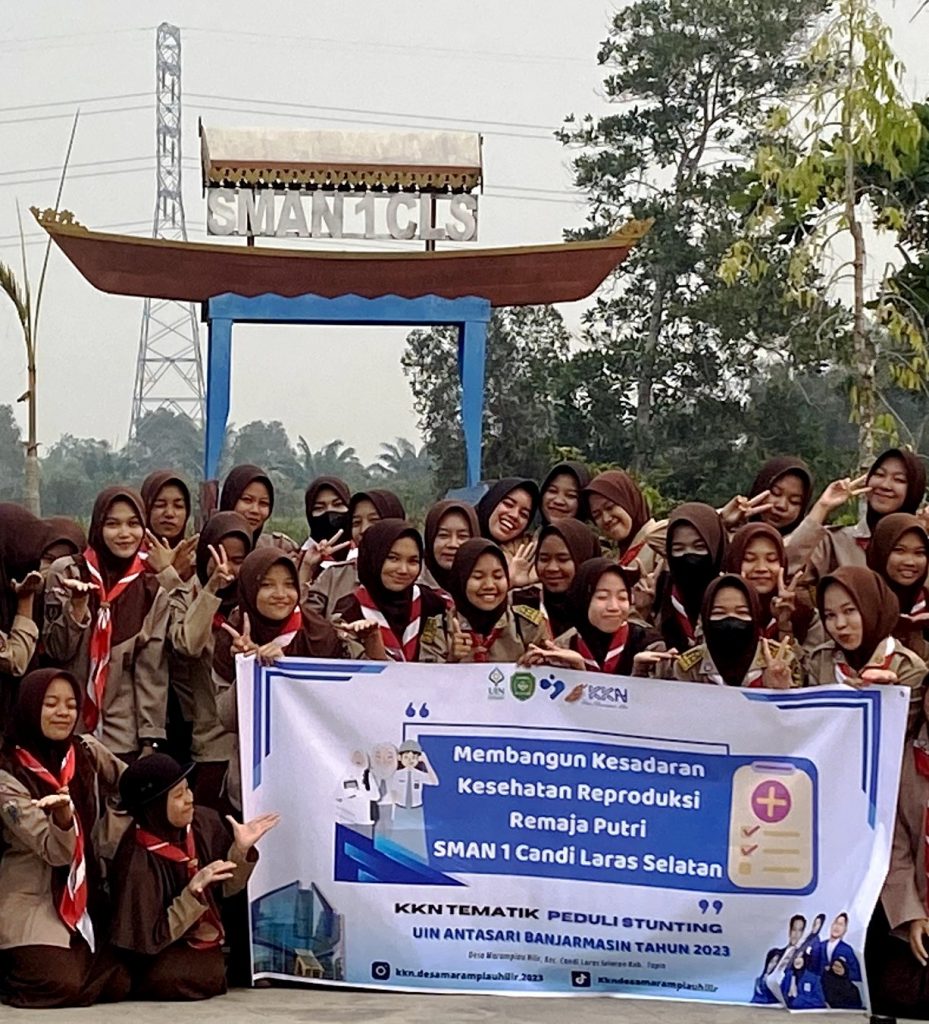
[{"x1": 130, "y1": 22, "x2": 205, "y2": 434}]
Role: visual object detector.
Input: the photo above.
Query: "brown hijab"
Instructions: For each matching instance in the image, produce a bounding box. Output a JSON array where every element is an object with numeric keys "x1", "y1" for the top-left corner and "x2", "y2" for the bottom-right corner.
[
  {"x1": 701, "y1": 575, "x2": 763, "y2": 687},
  {"x1": 540, "y1": 461, "x2": 592, "y2": 523},
  {"x1": 568, "y1": 557, "x2": 639, "y2": 666},
  {"x1": 536, "y1": 520, "x2": 603, "y2": 639},
  {"x1": 219, "y1": 464, "x2": 274, "y2": 537},
  {"x1": 195, "y1": 511, "x2": 254, "y2": 616},
  {"x1": 867, "y1": 513, "x2": 929, "y2": 615},
  {"x1": 0, "y1": 503, "x2": 52, "y2": 632},
  {"x1": 140, "y1": 470, "x2": 191, "y2": 546},
  {"x1": 583, "y1": 470, "x2": 650, "y2": 551},
  {"x1": 448, "y1": 539, "x2": 509, "y2": 635},
  {"x1": 42, "y1": 516, "x2": 87, "y2": 557},
  {"x1": 723, "y1": 523, "x2": 785, "y2": 613},
  {"x1": 817, "y1": 566, "x2": 901, "y2": 669},
  {"x1": 349, "y1": 489, "x2": 406, "y2": 523},
  {"x1": 424, "y1": 500, "x2": 479, "y2": 592},
  {"x1": 866, "y1": 448, "x2": 927, "y2": 527},
  {"x1": 749, "y1": 457, "x2": 813, "y2": 533},
  {"x1": 213, "y1": 548, "x2": 342, "y2": 683}
]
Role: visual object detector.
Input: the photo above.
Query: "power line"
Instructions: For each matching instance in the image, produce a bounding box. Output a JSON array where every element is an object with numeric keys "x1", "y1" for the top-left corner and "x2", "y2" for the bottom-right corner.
[
  {"x1": 0, "y1": 93, "x2": 149, "y2": 114},
  {"x1": 0, "y1": 104, "x2": 150, "y2": 128},
  {"x1": 0, "y1": 164, "x2": 154, "y2": 189},
  {"x1": 0, "y1": 155, "x2": 153, "y2": 179}
]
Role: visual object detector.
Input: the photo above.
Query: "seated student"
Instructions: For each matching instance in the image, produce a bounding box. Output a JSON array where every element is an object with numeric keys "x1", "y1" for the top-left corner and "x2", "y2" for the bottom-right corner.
[
  {"x1": 873, "y1": 709, "x2": 929, "y2": 1020},
  {"x1": 476, "y1": 478, "x2": 540, "y2": 561},
  {"x1": 807, "y1": 566, "x2": 927, "y2": 731},
  {"x1": 167, "y1": 512, "x2": 253, "y2": 811},
  {"x1": 673, "y1": 576, "x2": 801, "y2": 688},
  {"x1": 331, "y1": 520, "x2": 445, "y2": 662},
  {"x1": 723, "y1": 523, "x2": 821, "y2": 646},
  {"x1": 868, "y1": 513, "x2": 929, "y2": 661},
  {"x1": 297, "y1": 476, "x2": 352, "y2": 588},
  {"x1": 539, "y1": 461, "x2": 591, "y2": 525},
  {"x1": 522, "y1": 557, "x2": 658, "y2": 676},
  {"x1": 304, "y1": 489, "x2": 405, "y2": 618},
  {"x1": 109, "y1": 753, "x2": 278, "y2": 1001},
  {"x1": 788, "y1": 448, "x2": 927, "y2": 582},
  {"x1": 420, "y1": 539, "x2": 545, "y2": 663},
  {"x1": 43, "y1": 487, "x2": 169, "y2": 761},
  {"x1": 583, "y1": 469, "x2": 664, "y2": 570},
  {"x1": 0, "y1": 669, "x2": 128, "y2": 1008},
  {"x1": 511, "y1": 522, "x2": 603, "y2": 639},
  {"x1": 219, "y1": 464, "x2": 297, "y2": 556},
  {"x1": 420, "y1": 500, "x2": 480, "y2": 601},
  {"x1": 747, "y1": 456, "x2": 814, "y2": 540},
  {"x1": 213, "y1": 548, "x2": 353, "y2": 811},
  {"x1": 646, "y1": 503, "x2": 726, "y2": 651}
]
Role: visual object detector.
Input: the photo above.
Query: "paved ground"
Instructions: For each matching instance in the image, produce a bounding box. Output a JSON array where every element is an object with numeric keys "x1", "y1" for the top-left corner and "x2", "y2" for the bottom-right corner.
[{"x1": 0, "y1": 987, "x2": 883, "y2": 1023}]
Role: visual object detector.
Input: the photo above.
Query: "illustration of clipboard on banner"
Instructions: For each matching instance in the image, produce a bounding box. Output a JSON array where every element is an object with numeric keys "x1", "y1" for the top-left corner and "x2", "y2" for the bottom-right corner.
[{"x1": 727, "y1": 761, "x2": 814, "y2": 891}]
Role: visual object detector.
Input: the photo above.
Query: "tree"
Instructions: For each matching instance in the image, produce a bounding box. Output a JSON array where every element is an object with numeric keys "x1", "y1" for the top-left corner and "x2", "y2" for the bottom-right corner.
[
  {"x1": 557, "y1": 0, "x2": 834, "y2": 471},
  {"x1": 402, "y1": 306, "x2": 571, "y2": 492},
  {"x1": 124, "y1": 409, "x2": 204, "y2": 483},
  {"x1": 40, "y1": 434, "x2": 133, "y2": 515},
  {"x1": 0, "y1": 404, "x2": 25, "y2": 502},
  {"x1": 369, "y1": 438, "x2": 435, "y2": 521},
  {"x1": 723, "y1": 0, "x2": 925, "y2": 463},
  {"x1": 295, "y1": 438, "x2": 368, "y2": 490}
]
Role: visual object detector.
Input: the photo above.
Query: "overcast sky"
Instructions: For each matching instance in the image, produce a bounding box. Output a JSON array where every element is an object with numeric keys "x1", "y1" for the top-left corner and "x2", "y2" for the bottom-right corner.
[{"x1": 1, "y1": 1, "x2": 927, "y2": 466}]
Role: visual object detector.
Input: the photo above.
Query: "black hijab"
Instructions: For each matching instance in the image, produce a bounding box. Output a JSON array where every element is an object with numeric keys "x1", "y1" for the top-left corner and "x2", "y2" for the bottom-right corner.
[
  {"x1": 357, "y1": 519, "x2": 423, "y2": 640},
  {"x1": 219, "y1": 464, "x2": 274, "y2": 538},
  {"x1": 701, "y1": 575, "x2": 762, "y2": 687},
  {"x1": 476, "y1": 479, "x2": 540, "y2": 543},
  {"x1": 448, "y1": 539, "x2": 509, "y2": 635},
  {"x1": 540, "y1": 461, "x2": 592, "y2": 523},
  {"x1": 537, "y1": 520, "x2": 602, "y2": 638},
  {"x1": 304, "y1": 476, "x2": 352, "y2": 548},
  {"x1": 568, "y1": 557, "x2": 639, "y2": 667}
]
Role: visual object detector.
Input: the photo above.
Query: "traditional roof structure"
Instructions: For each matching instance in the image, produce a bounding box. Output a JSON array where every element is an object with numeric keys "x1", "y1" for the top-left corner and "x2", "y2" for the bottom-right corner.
[
  {"x1": 33, "y1": 208, "x2": 650, "y2": 308},
  {"x1": 199, "y1": 125, "x2": 483, "y2": 192}
]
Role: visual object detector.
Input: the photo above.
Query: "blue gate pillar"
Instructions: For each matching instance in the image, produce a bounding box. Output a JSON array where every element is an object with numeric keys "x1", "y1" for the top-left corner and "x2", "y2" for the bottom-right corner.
[{"x1": 202, "y1": 293, "x2": 491, "y2": 488}]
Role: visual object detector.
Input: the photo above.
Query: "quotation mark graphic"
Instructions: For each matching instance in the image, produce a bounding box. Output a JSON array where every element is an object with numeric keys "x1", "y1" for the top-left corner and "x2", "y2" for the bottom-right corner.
[
  {"x1": 540, "y1": 676, "x2": 566, "y2": 700},
  {"x1": 697, "y1": 899, "x2": 724, "y2": 914},
  {"x1": 405, "y1": 703, "x2": 430, "y2": 718}
]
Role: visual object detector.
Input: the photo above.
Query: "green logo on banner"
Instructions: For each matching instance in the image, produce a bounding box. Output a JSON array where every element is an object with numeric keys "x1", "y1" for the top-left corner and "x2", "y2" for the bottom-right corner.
[{"x1": 510, "y1": 672, "x2": 536, "y2": 701}]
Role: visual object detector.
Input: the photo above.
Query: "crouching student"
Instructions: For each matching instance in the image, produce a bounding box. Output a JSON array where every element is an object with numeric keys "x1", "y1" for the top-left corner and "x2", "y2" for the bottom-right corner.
[
  {"x1": 109, "y1": 754, "x2": 279, "y2": 1000},
  {"x1": 807, "y1": 566, "x2": 927, "y2": 732},
  {"x1": 0, "y1": 670, "x2": 129, "y2": 1008},
  {"x1": 674, "y1": 576, "x2": 802, "y2": 688},
  {"x1": 520, "y1": 557, "x2": 659, "y2": 676},
  {"x1": 420, "y1": 539, "x2": 546, "y2": 663}
]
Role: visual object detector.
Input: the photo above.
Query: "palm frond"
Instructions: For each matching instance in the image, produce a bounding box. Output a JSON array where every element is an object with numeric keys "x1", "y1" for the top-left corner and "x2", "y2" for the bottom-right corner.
[{"x1": 0, "y1": 260, "x2": 29, "y2": 331}]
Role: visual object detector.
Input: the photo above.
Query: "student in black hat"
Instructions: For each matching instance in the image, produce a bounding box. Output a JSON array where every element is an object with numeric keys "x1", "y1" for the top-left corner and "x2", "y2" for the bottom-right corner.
[{"x1": 108, "y1": 754, "x2": 279, "y2": 1000}]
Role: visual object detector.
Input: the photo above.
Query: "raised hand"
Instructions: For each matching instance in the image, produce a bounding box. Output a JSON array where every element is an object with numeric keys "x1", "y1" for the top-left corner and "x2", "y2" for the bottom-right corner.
[
  {"x1": 221, "y1": 613, "x2": 258, "y2": 656},
  {"x1": 187, "y1": 859, "x2": 238, "y2": 898},
  {"x1": 256, "y1": 641, "x2": 286, "y2": 665},
  {"x1": 449, "y1": 614, "x2": 473, "y2": 663},
  {"x1": 60, "y1": 578, "x2": 99, "y2": 597},
  {"x1": 770, "y1": 568, "x2": 803, "y2": 629},
  {"x1": 11, "y1": 570, "x2": 44, "y2": 598},
  {"x1": 524, "y1": 640, "x2": 586, "y2": 672},
  {"x1": 226, "y1": 811, "x2": 280, "y2": 854},
  {"x1": 173, "y1": 535, "x2": 199, "y2": 581},
  {"x1": 813, "y1": 474, "x2": 871, "y2": 519},
  {"x1": 718, "y1": 490, "x2": 774, "y2": 530},
  {"x1": 304, "y1": 530, "x2": 352, "y2": 571},
  {"x1": 206, "y1": 543, "x2": 236, "y2": 592},
  {"x1": 508, "y1": 539, "x2": 538, "y2": 589},
  {"x1": 632, "y1": 649, "x2": 678, "y2": 677},
  {"x1": 761, "y1": 637, "x2": 794, "y2": 690},
  {"x1": 33, "y1": 789, "x2": 74, "y2": 829},
  {"x1": 144, "y1": 529, "x2": 177, "y2": 574},
  {"x1": 633, "y1": 568, "x2": 659, "y2": 619}
]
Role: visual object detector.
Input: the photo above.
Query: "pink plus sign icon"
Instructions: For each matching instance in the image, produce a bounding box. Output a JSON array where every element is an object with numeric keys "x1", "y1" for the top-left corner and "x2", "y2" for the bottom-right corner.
[{"x1": 751, "y1": 780, "x2": 791, "y2": 823}]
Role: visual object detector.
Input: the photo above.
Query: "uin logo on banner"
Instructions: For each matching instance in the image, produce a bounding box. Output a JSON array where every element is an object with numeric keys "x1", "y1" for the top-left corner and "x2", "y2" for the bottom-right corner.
[{"x1": 487, "y1": 668, "x2": 506, "y2": 700}]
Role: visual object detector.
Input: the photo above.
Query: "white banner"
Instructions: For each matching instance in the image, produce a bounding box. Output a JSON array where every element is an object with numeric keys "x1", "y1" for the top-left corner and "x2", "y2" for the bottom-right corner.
[{"x1": 237, "y1": 657, "x2": 906, "y2": 1008}]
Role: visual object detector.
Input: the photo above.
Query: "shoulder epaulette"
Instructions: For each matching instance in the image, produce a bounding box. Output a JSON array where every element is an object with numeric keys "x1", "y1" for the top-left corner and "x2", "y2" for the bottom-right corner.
[
  {"x1": 677, "y1": 646, "x2": 704, "y2": 671},
  {"x1": 513, "y1": 604, "x2": 544, "y2": 625}
]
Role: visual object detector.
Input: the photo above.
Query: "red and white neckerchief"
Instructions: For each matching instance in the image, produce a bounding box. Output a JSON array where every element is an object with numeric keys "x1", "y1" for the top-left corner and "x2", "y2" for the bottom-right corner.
[
  {"x1": 573, "y1": 624, "x2": 629, "y2": 673},
  {"x1": 356, "y1": 584, "x2": 422, "y2": 662},
  {"x1": 669, "y1": 585, "x2": 698, "y2": 646},
  {"x1": 704, "y1": 652, "x2": 765, "y2": 688},
  {"x1": 762, "y1": 616, "x2": 779, "y2": 640},
  {"x1": 83, "y1": 547, "x2": 146, "y2": 735},
  {"x1": 834, "y1": 637, "x2": 896, "y2": 685},
  {"x1": 273, "y1": 607, "x2": 303, "y2": 648},
  {"x1": 901, "y1": 589, "x2": 929, "y2": 623},
  {"x1": 135, "y1": 824, "x2": 225, "y2": 949},
  {"x1": 462, "y1": 619, "x2": 504, "y2": 664},
  {"x1": 14, "y1": 745, "x2": 94, "y2": 950},
  {"x1": 855, "y1": 536, "x2": 871, "y2": 552},
  {"x1": 620, "y1": 541, "x2": 645, "y2": 567}
]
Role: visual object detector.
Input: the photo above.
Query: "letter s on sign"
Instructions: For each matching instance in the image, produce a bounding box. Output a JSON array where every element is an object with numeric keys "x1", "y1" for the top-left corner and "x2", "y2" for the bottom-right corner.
[
  {"x1": 207, "y1": 191, "x2": 237, "y2": 235},
  {"x1": 446, "y1": 194, "x2": 478, "y2": 242}
]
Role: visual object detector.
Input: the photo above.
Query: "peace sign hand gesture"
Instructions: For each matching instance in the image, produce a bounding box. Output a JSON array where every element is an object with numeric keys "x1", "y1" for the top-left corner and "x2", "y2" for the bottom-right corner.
[
  {"x1": 814, "y1": 474, "x2": 871, "y2": 517},
  {"x1": 762, "y1": 638, "x2": 794, "y2": 690},
  {"x1": 304, "y1": 530, "x2": 352, "y2": 571},
  {"x1": 508, "y1": 539, "x2": 538, "y2": 589},
  {"x1": 770, "y1": 567, "x2": 803, "y2": 630},
  {"x1": 205, "y1": 544, "x2": 235, "y2": 593},
  {"x1": 633, "y1": 567, "x2": 659, "y2": 619},
  {"x1": 173, "y1": 535, "x2": 199, "y2": 581},
  {"x1": 144, "y1": 530, "x2": 177, "y2": 574},
  {"x1": 221, "y1": 613, "x2": 259, "y2": 656},
  {"x1": 719, "y1": 490, "x2": 773, "y2": 530}
]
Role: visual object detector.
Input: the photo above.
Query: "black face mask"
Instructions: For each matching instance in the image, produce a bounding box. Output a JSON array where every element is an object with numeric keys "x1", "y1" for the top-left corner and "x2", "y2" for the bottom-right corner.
[
  {"x1": 669, "y1": 552, "x2": 713, "y2": 576},
  {"x1": 310, "y1": 510, "x2": 350, "y2": 547},
  {"x1": 706, "y1": 616, "x2": 755, "y2": 644}
]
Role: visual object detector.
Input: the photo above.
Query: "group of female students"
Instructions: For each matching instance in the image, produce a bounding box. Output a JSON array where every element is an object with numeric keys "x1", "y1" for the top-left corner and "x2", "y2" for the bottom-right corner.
[{"x1": 2, "y1": 450, "x2": 929, "y2": 1011}]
